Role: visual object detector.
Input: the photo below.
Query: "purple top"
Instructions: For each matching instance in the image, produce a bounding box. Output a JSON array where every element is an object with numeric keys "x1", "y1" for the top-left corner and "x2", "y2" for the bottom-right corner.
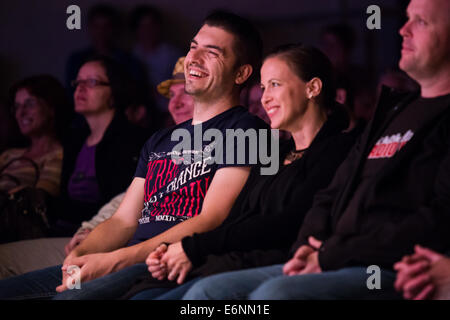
[{"x1": 68, "y1": 144, "x2": 101, "y2": 203}]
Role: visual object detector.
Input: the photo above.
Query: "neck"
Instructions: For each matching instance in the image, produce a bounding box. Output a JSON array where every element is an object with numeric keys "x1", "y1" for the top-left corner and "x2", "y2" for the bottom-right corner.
[
  {"x1": 289, "y1": 103, "x2": 327, "y2": 151},
  {"x1": 84, "y1": 109, "x2": 115, "y2": 146},
  {"x1": 27, "y1": 133, "x2": 59, "y2": 157},
  {"x1": 191, "y1": 92, "x2": 240, "y2": 125},
  {"x1": 419, "y1": 69, "x2": 450, "y2": 97}
]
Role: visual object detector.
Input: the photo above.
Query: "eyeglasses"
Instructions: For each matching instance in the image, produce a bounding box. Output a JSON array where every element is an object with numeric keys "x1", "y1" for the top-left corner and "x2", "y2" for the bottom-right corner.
[{"x1": 71, "y1": 79, "x2": 110, "y2": 88}]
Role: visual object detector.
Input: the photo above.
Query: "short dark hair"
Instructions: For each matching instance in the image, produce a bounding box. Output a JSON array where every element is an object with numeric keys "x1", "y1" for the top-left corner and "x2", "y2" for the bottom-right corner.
[
  {"x1": 9, "y1": 75, "x2": 70, "y2": 141},
  {"x1": 81, "y1": 56, "x2": 137, "y2": 112},
  {"x1": 203, "y1": 10, "x2": 263, "y2": 86},
  {"x1": 129, "y1": 5, "x2": 163, "y2": 31},
  {"x1": 265, "y1": 44, "x2": 336, "y2": 110}
]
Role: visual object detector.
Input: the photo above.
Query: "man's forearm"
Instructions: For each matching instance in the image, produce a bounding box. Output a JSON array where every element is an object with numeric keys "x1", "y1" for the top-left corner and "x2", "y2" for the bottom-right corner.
[
  {"x1": 72, "y1": 217, "x2": 137, "y2": 257},
  {"x1": 114, "y1": 214, "x2": 223, "y2": 266}
]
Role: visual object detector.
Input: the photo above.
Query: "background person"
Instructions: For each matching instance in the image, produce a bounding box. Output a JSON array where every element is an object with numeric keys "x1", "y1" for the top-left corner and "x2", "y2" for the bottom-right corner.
[
  {"x1": 126, "y1": 44, "x2": 356, "y2": 300},
  {"x1": 52, "y1": 56, "x2": 146, "y2": 236},
  {"x1": 0, "y1": 57, "x2": 193, "y2": 280},
  {"x1": 0, "y1": 11, "x2": 268, "y2": 300},
  {"x1": 0, "y1": 75, "x2": 69, "y2": 243},
  {"x1": 183, "y1": 0, "x2": 450, "y2": 300}
]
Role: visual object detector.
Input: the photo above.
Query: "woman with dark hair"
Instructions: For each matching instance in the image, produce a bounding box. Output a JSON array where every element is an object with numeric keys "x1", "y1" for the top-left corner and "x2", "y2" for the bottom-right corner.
[
  {"x1": 118, "y1": 44, "x2": 356, "y2": 299},
  {"x1": 0, "y1": 75, "x2": 68, "y2": 196},
  {"x1": 0, "y1": 75, "x2": 69, "y2": 243},
  {"x1": 53, "y1": 56, "x2": 146, "y2": 236}
]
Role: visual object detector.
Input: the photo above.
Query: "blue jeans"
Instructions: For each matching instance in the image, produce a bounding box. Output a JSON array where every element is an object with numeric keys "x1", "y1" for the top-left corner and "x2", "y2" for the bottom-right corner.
[
  {"x1": 0, "y1": 263, "x2": 149, "y2": 300},
  {"x1": 129, "y1": 277, "x2": 200, "y2": 300},
  {"x1": 183, "y1": 264, "x2": 402, "y2": 300}
]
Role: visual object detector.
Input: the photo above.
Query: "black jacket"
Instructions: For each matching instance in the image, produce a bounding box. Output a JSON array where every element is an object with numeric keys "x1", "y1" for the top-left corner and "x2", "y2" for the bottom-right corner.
[
  {"x1": 293, "y1": 87, "x2": 450, "y2": 270},
  {"x1": 181, "y1": 109, "x2": 356, "y2": 272},
  {"x1": 56, "y1": 114, "x2": 148, "y2": 227}
]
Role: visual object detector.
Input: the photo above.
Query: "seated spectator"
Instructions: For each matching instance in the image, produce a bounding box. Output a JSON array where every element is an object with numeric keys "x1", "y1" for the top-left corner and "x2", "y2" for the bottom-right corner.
[
  {"x1": 0, "y1": 75, "x2": 67, "y2": 196},
  {"x1": 320, "y1": 22, "x2": 376, "y2": 123},
  {"x1": 65, "y1": 4, "x2": 148, "y2": 110},
  {"x1": 0, "y1": 56, "x2": 192, "y2": 280},
  {"x1": 157, "y1": 57, "x2": 194, "y2": 125},
  {"x1": 183, "y1": 0, "x2": 450, "y2": 300},
  {"x1": 0, "y1": 11, "x2": 268, "y2": 300},
  {"x1": 130, "y1": 5, "x2": 182, "y2": 114},
  {"x1": 121, "y1": 44, "x2": 356, "y2": 300},
  {"x1": 52, "y1": 56, "x2": 146, "y2": 236},
  {"x1": 0, "y1": 75, "x2": 69, "y2": 242},
  {"x1": 394, "y1": 245, "x2": 450, "y2": 300}
]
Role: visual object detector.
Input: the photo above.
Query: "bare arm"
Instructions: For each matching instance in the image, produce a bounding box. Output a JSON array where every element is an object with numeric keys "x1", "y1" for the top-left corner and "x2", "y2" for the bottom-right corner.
[
  {"x1": 69, "y1": 177, "x2": 145, "y2": 258},
  {"x1": 114, "y1": 166, "x2": 251, "y2": 266}
]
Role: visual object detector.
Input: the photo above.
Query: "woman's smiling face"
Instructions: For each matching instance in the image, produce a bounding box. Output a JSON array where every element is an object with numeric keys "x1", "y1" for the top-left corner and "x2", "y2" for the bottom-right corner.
[{"x1": 260, "y1": 56, "x2": 308, "y2": 131}]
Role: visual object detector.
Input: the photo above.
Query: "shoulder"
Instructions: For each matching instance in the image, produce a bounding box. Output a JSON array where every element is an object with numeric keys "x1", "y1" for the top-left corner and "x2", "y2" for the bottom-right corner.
[
  {"x1": 139, "y1": 121, "x2": 189, "y2": 153},
  {"x1": 0, "y1": 148, "x2": 26, "y2": 163},
  {"x1": 215, "y1": 106, "x2": 270, "y2": 131}
]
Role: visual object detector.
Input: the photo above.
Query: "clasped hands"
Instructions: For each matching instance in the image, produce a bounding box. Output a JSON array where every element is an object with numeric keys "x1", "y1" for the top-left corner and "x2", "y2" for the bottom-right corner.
[
  {"x1": 394, "y1": 245, "x2": 450, "y2": 300},
  {"x1": 283, "y1": 236, "x2": 323, "y2": 276},
  {"x1": 146, "y1": 242, "x2": 192, "y2": 285},
  {"x1": 146, "y1": 236, "x2": 323, "y2": 285}
]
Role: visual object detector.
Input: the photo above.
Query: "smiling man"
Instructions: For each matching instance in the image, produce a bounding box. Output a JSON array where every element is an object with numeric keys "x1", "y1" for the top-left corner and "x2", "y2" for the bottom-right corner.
[
  {"x1": 182, "y1": 0, "x2": 450, "y2": 300},
  {"x1": 0, "y1": 11, "x2": 269, "y2": 300}
]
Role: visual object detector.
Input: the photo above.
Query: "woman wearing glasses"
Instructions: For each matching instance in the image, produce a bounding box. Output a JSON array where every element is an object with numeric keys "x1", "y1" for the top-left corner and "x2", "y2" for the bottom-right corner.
[{"x1": 53, "y1": 56, "x2": 146, "y2": 237}]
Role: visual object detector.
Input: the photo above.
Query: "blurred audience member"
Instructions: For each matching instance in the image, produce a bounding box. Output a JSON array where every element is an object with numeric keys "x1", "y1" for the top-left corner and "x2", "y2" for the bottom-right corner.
[
  {"x1": 0, "y1": 56, "x2": 194, "y2": 280},
  {"x1": 0, "y1": 75, "x2": 69, "y2": 243},
  {"x1": 157, "y1": 57, "x2": 193, "y2": 125},
  {"x1": 320, "y1": 23, "x2": 375, "y2": 122},
  {"x1": 1, "y1": 75, "x2": 68, "y2": 197},
  {"x1": 65, "y1": 4, "x2": 147, "y2": 108},
  {"x1": 54, "y1": 56, "x2": 146, "y2": 236},
  {"x1": 130, "y1": 5, "x2": 182, "y2": 113}
]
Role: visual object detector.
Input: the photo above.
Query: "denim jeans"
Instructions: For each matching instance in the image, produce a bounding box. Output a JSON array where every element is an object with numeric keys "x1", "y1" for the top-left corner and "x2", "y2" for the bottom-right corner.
[
  {"x1": 129, "y1": 277, "x2": 200, "y2": 300},
  {"x1": 183, "y1": 264, "x2": 402, "y2": 300},
  {"x1": 0, "y1": 265, "x2": 62, "y2": 300},
  {"x1": 0, "y1": 263, "x2": 149, "y2": 300}
]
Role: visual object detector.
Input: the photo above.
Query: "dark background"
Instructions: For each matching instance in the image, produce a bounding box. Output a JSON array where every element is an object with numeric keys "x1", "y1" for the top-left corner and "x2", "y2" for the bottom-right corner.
[{"x1": 0, "y1": 0, "x2": 409, "y2": 102}]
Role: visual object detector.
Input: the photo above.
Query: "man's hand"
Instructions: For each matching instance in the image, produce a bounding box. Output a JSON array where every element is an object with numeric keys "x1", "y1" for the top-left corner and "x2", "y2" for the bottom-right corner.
[
  {"x1": 394, "y1": 245, "x2": 447, "y2": 300},
  {"x1": 56, "y1": 252, "x2": 119, "y2": 292},
  {"x1": 283, "y1": 236, "x2": 323, "y2": 276},
  {"x1": 65, "y1": 229, "x2": 92, "y2": 256},
  {"x1": 160, "y1": 242, "x2": 192, "y2": 285},
  {"x1": 146, "y1": 243, "x2": 169, "y2": 280}
]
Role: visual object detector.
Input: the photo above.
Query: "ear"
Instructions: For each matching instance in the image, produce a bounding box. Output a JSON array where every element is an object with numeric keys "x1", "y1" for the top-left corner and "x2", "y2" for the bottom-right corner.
[
  {"x1": 235, "y1": 64, "x2": 253, "y2": 85},
  {"x1": 305, "y1": 77, "x2": 323, "y2": 99}
]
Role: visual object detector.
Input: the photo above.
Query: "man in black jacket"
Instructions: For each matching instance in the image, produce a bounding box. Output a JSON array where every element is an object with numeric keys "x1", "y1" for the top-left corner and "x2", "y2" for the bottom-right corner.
[{"x1": 183, "y1": 0, "x2": 450, "y2": 300}]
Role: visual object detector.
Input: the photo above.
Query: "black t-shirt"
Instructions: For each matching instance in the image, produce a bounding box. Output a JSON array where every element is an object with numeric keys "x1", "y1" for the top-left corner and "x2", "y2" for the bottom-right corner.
[
  {"x1": 128, "y1": 106, "x2": 269, "y2": 245},
  {"x1": 338, "y1": 94, "x2": 450, "y2": 230}
]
